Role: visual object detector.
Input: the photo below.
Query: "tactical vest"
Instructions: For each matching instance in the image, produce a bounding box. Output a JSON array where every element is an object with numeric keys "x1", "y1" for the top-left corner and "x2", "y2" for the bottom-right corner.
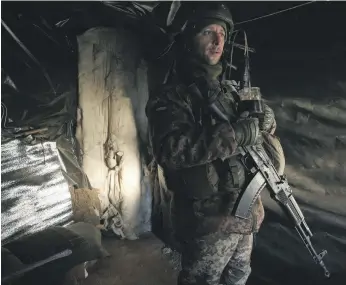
[
  {"x1": 151, "y1": 79, "x2": 277, "y2": 240},
  {"x1": 163, "y1": 80, "x2": 247, "y2": 201}
]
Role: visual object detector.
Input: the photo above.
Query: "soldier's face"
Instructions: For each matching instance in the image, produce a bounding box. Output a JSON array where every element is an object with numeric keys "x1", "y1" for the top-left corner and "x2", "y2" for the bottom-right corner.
[{"x1": 193, "y1": 24, "x2": 226, "y2": 65}]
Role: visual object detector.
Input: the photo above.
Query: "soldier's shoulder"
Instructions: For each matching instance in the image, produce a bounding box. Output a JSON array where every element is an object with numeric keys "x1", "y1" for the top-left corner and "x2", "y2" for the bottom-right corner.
[
  {"x1": 219, "y1": 80, "x2": 240, "y2": 104},
  {"x1": 220, "y1": 79, "x2": 239, "y2": 92},
  {"x1": 146, "y1": 82, "x2": 184, "y2": 114}
]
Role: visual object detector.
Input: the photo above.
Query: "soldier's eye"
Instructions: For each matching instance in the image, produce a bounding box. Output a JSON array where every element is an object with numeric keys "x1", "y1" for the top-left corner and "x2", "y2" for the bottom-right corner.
[{"x1": 203, "y1": 30, "x2": 212, "y2": 36}]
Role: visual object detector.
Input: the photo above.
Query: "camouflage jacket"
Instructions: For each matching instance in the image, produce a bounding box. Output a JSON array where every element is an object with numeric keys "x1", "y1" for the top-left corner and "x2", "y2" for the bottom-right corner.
[{"x1": 146, "y1": 79, "x2": 265, "y2": 241}]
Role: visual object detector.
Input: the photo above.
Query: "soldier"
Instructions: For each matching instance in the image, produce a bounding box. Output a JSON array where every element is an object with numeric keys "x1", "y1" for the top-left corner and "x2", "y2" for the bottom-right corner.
[{"x1": 146, "y1": 3, "x2": 276, "y2": 285}]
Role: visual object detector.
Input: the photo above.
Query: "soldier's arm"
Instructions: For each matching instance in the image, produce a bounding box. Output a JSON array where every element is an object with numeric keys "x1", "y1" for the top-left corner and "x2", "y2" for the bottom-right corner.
[
  {"x1": 146, "y1": 88, "x2": 238, "y2": 170},
  {"x1": 262, "y1": 103, "x2": 277, "y2": 134}
]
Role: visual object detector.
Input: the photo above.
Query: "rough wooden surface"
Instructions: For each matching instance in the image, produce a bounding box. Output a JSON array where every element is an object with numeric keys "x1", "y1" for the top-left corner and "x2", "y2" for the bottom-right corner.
[{"x1": 69, "y1": 188, "x2": 101, "y2": 226}]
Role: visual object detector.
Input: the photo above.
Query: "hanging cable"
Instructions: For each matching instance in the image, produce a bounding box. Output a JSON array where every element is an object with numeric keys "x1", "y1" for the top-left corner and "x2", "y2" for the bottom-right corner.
[{"x1": 235, "y1": 1, "x2": 316, "y2": 25}]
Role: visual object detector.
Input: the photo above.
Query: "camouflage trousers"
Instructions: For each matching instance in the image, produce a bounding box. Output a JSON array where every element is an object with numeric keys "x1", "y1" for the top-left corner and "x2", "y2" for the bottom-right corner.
[{"x1": 178, "y1": 232, "x2": 253, "y2": 285}]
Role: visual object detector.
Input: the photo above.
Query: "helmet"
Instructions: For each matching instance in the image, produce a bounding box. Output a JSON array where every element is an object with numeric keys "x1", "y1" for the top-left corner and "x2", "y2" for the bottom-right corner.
[{"x1": 184, "y1": 3, "x2": 234, "y2": 41}]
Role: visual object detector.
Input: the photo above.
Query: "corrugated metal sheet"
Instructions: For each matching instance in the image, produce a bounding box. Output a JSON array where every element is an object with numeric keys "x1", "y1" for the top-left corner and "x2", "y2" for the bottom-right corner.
[{"x1": 1, "y1": 139, "x2": 73, "y2": 244}]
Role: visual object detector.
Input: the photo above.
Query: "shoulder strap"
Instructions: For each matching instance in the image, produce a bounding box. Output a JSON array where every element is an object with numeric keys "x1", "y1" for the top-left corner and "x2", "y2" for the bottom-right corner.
[{"x1": 221, "y1": 80, "x2": 241, "y2": 104}]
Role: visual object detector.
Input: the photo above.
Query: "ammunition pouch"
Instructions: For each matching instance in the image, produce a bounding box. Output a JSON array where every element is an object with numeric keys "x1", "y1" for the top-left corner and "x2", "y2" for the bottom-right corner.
[
  {"x1": 164, "y1": 162, "x2": 219, "y2": 200},
  {"x1": 163, "y1": 154, "x2": 247, "y2": 200}
]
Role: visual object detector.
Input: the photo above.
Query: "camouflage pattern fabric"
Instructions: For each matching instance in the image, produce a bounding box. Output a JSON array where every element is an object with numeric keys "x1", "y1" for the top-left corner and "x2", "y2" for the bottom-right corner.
[
  {"x1": 146, "y1": 81, "x2": 265, "y2": 239},
  {"x1": 146, "y1": 79, "x2": 278, "y2": 285},
  {"x1": 178, "y1": 232, "x2": 253, "y2": 285},
  {"x1": 146, "y1": 83, "x2": 239, "y2": 170}
]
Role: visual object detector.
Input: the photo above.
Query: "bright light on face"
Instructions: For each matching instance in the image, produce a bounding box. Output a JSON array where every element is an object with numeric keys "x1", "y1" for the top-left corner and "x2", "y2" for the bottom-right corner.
[{"x1": 193, "y1": 24, "x2": 226, "y2": 65}]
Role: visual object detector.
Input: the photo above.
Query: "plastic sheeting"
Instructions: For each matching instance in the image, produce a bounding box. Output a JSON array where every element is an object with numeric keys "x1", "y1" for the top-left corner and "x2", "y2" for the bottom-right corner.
[
  {"x1": 1, "y1": 139, "x2": 74, "y2": 245},
  {"x1": 56, "y1": 135, "x2": 91, "y2": 190}
]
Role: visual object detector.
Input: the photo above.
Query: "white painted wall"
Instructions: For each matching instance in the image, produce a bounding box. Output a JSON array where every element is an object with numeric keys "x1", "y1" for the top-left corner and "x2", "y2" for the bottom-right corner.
[{"x1": 77, "y1": 27, "x2": 151, "y2": 240}]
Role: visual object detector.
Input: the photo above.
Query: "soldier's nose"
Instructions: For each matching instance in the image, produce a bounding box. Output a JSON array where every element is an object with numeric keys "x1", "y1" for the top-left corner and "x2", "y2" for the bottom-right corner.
[{"x1": 213, "y1": 33, "x2": 223, "y2": 46}]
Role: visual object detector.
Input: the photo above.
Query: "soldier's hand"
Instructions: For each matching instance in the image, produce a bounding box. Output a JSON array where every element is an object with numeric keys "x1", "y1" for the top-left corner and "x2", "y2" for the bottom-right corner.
[
  {"x1": 259, "y1": 104, "x2": 276, "y2": 133},
  {"x1": 233, "y1": 113, "x2": 262, "y2": 146}
]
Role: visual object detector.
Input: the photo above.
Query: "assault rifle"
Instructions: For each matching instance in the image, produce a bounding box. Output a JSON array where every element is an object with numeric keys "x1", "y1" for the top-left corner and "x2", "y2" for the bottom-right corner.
[
  {"x1": 201, "y1": 28, "x2": 331, "y2": 278},
  {"x1": 238, "y1": 142, "x2": 330, "y2": 279},
  {"x1": 189, "y1": 82, "x2": 331, "y2": 278}
]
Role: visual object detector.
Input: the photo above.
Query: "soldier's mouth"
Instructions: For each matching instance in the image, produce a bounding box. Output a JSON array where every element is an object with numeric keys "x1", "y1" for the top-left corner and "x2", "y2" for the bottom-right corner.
[
  {"x1": 209, "y1": 50, "x2": 222, "y2": 57},
  {"x1": 209, "y1": 49, "x2": 222, "y2": 55}
]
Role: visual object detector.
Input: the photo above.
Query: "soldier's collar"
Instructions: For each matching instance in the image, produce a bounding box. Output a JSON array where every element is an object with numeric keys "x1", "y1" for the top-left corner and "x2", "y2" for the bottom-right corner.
[{"x1": 176, "y1": 55, "x2": 223, "y2": 83}]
